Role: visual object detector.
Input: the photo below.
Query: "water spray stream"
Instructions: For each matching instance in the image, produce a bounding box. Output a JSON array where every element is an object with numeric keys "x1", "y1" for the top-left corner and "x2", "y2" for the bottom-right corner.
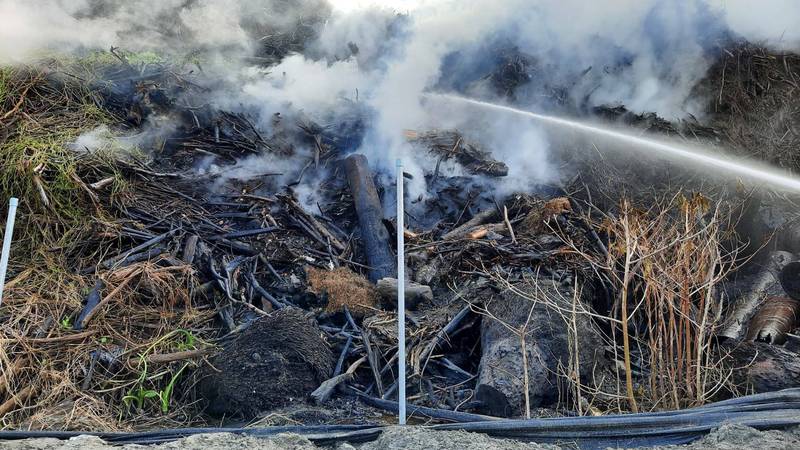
[{"x1": 426, "y1": 93, "x2": 800, "y2": 192}]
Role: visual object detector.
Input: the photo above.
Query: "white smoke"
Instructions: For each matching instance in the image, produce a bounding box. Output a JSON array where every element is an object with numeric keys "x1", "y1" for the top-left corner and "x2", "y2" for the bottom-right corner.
[
  {"x1": 0, "y1": 0, "x2": 328, "y2": 62},
  {"x1": 716, "y1": 0, "x2": 800, "y2": 50},
  {"x1": 4, "y1": 0, "x2": 800, "y2": 201},
  {"x1": 312, "y1": 0, "x2": 800, "y2": 196},
  {"x1": 233, "y1": 55, "x2": 366, "y2": 116}
]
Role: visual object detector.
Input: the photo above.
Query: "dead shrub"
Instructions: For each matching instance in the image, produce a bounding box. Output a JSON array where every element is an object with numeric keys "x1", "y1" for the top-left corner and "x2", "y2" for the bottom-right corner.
[{"x1": 562, "y1": 193, "x2": 746, "y2": 411}]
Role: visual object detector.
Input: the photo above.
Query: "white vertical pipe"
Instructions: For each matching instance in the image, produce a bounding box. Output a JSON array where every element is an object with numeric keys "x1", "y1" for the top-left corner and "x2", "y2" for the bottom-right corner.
[
  {"x1": 396, "y1": 159, "x2": 406, "y2": 425},
  {"x1": 0, "y1": 197, "x2": 19, "y2": 306}
]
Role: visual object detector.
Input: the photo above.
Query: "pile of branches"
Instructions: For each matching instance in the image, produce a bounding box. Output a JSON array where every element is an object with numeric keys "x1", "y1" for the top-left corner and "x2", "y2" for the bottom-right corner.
[
  {"x1": 701, "y1": 42, "x2": 800, "y2": 171},
  {"x1": 0, "y1": 55, "x2": 361, "y2": 430},
  {"x1": 2, "y1": 42, "x2": 800, "y2": 432},
  {"x1": 405, "y1": 129, "x2": 509, "y2": 178}
]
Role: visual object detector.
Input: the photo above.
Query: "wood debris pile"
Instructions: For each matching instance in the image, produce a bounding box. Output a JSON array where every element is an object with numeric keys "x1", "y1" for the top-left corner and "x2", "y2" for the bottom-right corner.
[{"x1": 1, "y1": 42, "x2": 800, "y2": 432}]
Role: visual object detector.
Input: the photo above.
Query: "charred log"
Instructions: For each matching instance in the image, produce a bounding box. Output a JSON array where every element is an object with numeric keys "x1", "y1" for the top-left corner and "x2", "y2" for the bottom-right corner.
[
  {"x1": 344, "y1": 154, "x2": 395, "y2": 282},
  {"x1": 745, "y1": 296, "x2": 800, "y2": 345},
  {"x1": 475, "y1": 280, "x2": 607, "y2": 417},
  {"x1": 723, "y1": 340, "x2": 800, "y2": 393},
  {"x1": 720, "y1": 251, "x2": 795, "y2": 341},
  {"x1": 376, "y1": 277, "x2": 433, "y2": 309}
]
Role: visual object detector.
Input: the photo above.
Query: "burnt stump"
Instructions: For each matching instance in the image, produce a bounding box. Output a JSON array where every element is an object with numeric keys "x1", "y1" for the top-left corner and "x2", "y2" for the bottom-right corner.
[{"x1": 475, "y1": 280, "x2": 607, "y2": 417}]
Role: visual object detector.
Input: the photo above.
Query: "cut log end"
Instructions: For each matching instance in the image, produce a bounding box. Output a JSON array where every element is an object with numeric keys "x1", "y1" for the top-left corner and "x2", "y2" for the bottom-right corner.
[{"x1": 376, "y1": 277, "x2": 433, "y2": 309}]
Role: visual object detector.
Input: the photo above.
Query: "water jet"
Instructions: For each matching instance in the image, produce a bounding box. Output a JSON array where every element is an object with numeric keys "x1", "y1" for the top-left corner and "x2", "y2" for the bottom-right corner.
[{"x1": 426, "y1": 93, "x2": 800, "y2": 192}]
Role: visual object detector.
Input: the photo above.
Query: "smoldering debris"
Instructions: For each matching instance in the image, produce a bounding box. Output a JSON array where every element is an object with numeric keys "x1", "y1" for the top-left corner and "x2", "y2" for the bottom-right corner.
[
  {"x1": 3, "y1": 0, "x2": 800, "y2": 436},
  {"x1": 405, "y1": 129, "x2": 509, "y2": 178}
]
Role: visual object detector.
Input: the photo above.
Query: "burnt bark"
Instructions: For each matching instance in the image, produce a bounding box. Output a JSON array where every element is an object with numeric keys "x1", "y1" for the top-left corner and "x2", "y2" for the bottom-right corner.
[
  {"x1": 720, "y1": 251, "x2": 795, "y2": 340},
  {"x1": 376, "y1": 277, "x2": 432, "y2": 309},
  {"x1": 475, "y1": 280, "x2": 606, "y2": 417},
  {"x1": 723, "y1": 340, "x2": 800, "y2": 393},
  {"x1": 344, "y1": 154, "x2": 395, "y2": 282}
]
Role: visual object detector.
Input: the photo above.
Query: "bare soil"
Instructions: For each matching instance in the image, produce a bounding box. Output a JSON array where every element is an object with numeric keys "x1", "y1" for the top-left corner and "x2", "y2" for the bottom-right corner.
[{"x1": 2, "y1": 425, "x2": 799, "y2": 450}]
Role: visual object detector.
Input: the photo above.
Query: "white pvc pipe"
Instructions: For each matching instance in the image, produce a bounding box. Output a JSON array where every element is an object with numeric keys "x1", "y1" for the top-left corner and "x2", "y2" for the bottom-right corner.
[
  {"x1": 396, "y1": 159, "x2": 406, "y2": 425},
  {"x1": 0, "y1": 197, "x2": 19, "y2": 306}
]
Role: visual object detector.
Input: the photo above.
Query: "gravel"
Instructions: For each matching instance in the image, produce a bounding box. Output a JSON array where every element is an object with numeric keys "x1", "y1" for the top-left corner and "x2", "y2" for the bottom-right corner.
[{"x1": 2, "y1": 424, "x2": 799, "y2": 450}]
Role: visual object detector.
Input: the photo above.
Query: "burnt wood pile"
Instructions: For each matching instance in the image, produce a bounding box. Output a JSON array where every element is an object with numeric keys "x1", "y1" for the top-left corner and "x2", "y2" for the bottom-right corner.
[{"x1": 2, "y1": 50, "x2": 800, "y2": 428}]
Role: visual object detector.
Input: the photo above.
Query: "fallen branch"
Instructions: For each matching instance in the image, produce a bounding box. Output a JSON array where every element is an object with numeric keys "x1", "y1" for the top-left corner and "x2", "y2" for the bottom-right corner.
[
  {"x1": 442, "y1": 209, "x2": 496, "y2": 240},
  {"x1": 376, "y1": 277, "x2": 433, "y2": 308},
  {"x1": 136, "y1": 348, "x2": 217, "y2": 364},
  {"x1": 0, "y1": 358, "x2": 28, "y2": 399},
  {"x1": 344, "y1": 154, "x2": 394, "y2": 282},
  {"x1": 93, "y1": 230, "x2": 175, "y2": 271},
  {"x1": 503, "y1": 206, "x2": 517, "y2": 244},
  {"x1": 0, "y1": 330, "x2": 97, "y2": 344},
  {"x1": 417, "y1": 306, "x2": 471, "y2": 375},
  {"x1": 310, "y1": 355, "x2": 367, "y2": 404},
  {"x1": 361, "y1": 328, "x2": 384, "y2": 396},
  {"x1": 0, "y1": 385, "x2": 35, "y2": 417},
  {"x1": 0, "y1": 82, "x2": 34, "y2": 122},
  {"x1": 280, "y1": 195, "x2": 345, "y2": 251},
  {"x1": 79, "y1": 268, "x2": 141, "y2": 328}
]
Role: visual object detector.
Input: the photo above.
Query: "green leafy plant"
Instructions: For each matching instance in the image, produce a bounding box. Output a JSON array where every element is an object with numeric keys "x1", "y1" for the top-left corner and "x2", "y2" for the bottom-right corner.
[
  {"x1": 59, "y1": 316, "x2": 72, "y2": 329},
  {"x1": 175, "y1": 331, "x2": 196, "y2": 352},
  {"x1": 123, "y1": 356, "x2": 154, "y2": 411},
  {"x1": 122, "y1": 329, "x2": 200, "y2": 414},
  {"x1": 123, "y1": 386, "x2": 160, "y2": 410},
  {"x1": 159, "y1": 363, "x2": 189, "y2": 413}
]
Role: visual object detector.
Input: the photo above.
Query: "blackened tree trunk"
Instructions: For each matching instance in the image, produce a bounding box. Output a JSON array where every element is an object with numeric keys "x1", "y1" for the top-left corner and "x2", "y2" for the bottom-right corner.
[
  {"x1": 723, "y1": 340, "x2": 800, "y2": 393},
  {"x1": 344, "y1": 154, "x2": 395, "y2": 282},
  {"x1": 475, "y1": 280, "x2": 607, "y2": 417}
]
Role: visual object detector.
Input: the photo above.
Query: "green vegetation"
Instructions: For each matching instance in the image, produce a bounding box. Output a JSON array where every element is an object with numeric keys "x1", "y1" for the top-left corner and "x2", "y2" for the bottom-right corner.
[
  {"x1": 123, "y1": 329, "x2": 201, "y2": 414},
  {"x1": 59, "y1": 315, "x2": 72, "y2": 329},
  {"x1": 0, "y1": 65, "x2": 113, "y2": 258},
  {"x1": 0, "y1": 50, "x2": 220, "y2": 430}
]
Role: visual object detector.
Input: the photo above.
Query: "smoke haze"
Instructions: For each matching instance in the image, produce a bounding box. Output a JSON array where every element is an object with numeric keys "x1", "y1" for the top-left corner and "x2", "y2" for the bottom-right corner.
[{"x1": 3, "y1": 0, "x2": 800, "y2": 201}]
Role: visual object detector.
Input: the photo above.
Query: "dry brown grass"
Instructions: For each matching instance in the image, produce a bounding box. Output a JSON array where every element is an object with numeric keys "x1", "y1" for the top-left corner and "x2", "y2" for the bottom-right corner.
[
  {"x1": 476, "y1": 193, "x2": 748, "y2": 414},
  {"x1": 518, "y1": 197, "x2": 572, "y2": 236},
  {"x1": 702, "y1": 44, "x2": 800, "y2": 170},
  {"x1": 0, "y1": 258, "x2": 215, "y2": 430},
  {"x1": 306, "y1": 266, "x2": 379, "y2": 317},
  {"x1": 0, "y1": 60, "x2": 226, "y2": 430}
]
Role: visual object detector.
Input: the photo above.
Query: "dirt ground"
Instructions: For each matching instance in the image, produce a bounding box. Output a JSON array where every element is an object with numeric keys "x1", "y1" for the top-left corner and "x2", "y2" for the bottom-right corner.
[{"x1": 2, "y1": 425, "x2": 799, "y2": 450}]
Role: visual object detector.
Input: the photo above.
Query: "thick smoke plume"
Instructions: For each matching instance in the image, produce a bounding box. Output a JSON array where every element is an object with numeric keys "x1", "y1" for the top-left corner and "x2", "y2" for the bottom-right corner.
[
  {"x1": 0, "y1": 0, "x2": 329, "y2": 61},
  {"x1": 3, "y1": 0, "x2": 800, "y2": 202}
]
